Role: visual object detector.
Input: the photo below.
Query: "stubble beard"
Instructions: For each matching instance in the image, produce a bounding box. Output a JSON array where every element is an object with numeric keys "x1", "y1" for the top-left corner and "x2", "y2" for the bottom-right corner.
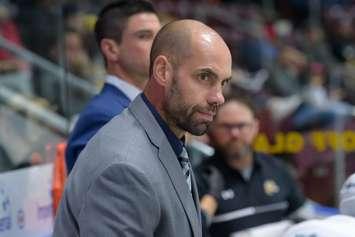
[
  {"x1": 163, "y1": 78, "x2": 211, "y2": 136},
  {"x1": 224, "y1": 141, "x2": 253, "y2": 161}
]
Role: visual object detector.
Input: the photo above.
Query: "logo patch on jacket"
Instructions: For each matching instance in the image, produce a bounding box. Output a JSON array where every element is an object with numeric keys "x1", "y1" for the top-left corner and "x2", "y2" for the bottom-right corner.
[{"x1": 263, "y1": 179, "x2": 280, "y2": 196}]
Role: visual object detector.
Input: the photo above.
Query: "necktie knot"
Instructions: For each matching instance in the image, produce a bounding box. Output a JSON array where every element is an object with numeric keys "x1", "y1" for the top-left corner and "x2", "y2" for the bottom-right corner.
[{"x1": 180, "y1": 148, "x2": 189, "y2": 162}]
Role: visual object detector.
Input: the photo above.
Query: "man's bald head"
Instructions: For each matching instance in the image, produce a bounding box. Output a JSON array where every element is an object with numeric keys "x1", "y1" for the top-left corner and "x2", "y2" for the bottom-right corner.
[
  {"x1": 149, "y1": 19, "x2": 225, "y2": 76},
  {"x1": 145, "y1": 19, "x2": 232, "y2": 138}
]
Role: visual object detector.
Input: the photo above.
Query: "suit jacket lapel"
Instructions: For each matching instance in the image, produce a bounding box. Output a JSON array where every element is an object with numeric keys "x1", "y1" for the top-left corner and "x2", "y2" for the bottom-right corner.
[
  {"x1": 158, "y1": 142, "x2": 201, "y2": 236},
  {"x1": 129, "y1": 95, "x2": 201, "y2": 237}
]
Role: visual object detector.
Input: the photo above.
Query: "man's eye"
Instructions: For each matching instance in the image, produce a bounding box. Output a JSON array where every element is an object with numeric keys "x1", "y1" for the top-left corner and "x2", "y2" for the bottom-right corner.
[
  {"x1": 137, "y1": 32, "x2": 153, "y2": 40},
  {"x1": 199, "y1": 73, "x2": 209, "y2": 81}
]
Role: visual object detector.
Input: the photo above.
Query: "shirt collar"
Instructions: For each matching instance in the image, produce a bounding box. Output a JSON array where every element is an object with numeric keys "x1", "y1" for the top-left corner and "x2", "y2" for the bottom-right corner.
[
  {"x1": 105, "y1": 74, "x2": 141, "y2": 101},
  {"x1": 141, "y1": 94, "x2": 184, "y2": 157}
]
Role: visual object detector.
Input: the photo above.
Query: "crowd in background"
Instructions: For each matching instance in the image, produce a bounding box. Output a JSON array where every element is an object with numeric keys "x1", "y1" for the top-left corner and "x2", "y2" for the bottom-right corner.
[
  {"x1": 1, "y1": 0, "x2": 354, "y2": 125},
  {"x1": 1, "y1": 0, "x2": 355, "y2": 236},
  {"x1": 1, "y1": 0, "x2": 355, "y2": 204}
]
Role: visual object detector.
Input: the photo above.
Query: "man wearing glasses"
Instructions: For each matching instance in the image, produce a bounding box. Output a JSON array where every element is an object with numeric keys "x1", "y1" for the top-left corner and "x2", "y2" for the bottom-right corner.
[{"x1": 195, "y1": 96, "x2": 305, "y2": 237}]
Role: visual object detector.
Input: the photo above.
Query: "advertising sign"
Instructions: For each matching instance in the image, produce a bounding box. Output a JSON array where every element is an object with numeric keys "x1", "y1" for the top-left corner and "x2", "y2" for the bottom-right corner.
[{"x1": 0, "y1": 164, "x2": 53, "y2": 237}]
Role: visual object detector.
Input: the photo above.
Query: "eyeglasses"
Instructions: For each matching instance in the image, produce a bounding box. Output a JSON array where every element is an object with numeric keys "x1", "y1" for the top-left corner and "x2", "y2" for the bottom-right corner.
[{"x1": 215, "y1": 122, "x2": 253, "y2": 132}]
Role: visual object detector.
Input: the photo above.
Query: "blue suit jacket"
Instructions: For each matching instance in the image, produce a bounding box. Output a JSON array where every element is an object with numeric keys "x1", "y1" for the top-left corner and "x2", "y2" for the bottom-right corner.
[{"x1": 65, "y1": 83, "x2": 131, "y2": 173}]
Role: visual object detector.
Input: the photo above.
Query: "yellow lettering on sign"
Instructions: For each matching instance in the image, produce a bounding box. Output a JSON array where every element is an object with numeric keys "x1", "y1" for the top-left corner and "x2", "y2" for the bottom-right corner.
[
  {"x1": 342, "y1": 131, "x2": 355, "y2": 152},
  {"x1": 253, "y1": 134, "x2": 270, "y2": 153},
  {"x1": 269, "y1": 133, "x2": 284, "y2": 154},
  {"x1": 327, "y1": 131, "x2": 342, "y2": 151},
  {"x1": 311, "y1": 131, "x2": 327, "y2": 152},
  {"x1": 285, "y1": 132, "x2": 304, "y2": 153},
  {"x1": 254, "y1": 130, "x2": 355, "y2": 154}
]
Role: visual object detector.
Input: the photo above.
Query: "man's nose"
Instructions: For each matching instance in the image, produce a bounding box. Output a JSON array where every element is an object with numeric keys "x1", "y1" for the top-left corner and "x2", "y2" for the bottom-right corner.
[
  {"x1": 229, "y1": 126, "x2": 241, "y2": 138},
  {"x1": 208, "y1": 86, "x2": 225, "y2": 106}
]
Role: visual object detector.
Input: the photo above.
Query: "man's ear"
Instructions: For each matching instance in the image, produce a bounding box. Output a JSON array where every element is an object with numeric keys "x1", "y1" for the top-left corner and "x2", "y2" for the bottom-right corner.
[
  {"x1": 152, "y1": 55, "x2": 173, "y2": 86},
  {"x1": 100, "y1": 39, "x2": 120, "y2": 62}
]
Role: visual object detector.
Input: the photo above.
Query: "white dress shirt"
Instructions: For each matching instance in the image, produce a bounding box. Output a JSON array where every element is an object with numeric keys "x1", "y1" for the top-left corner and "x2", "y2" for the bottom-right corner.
[{"x1": 105, "y1": 74, "x2": 141, "y2": 101}]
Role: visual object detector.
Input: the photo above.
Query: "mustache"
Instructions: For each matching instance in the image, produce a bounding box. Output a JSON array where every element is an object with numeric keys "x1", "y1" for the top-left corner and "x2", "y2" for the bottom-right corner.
[
  {"x1": 210, "y1": 103, "x2": 219, "y2": 113},
  {"x1": 197, "y1": 103, "x2": 220, "y2": 115}
]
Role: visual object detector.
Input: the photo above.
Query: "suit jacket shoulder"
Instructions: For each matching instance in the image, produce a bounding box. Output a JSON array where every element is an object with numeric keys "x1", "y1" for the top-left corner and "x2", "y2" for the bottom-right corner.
[{"x1": 65, "y1": 84, "x2": 131, "y2": 172}]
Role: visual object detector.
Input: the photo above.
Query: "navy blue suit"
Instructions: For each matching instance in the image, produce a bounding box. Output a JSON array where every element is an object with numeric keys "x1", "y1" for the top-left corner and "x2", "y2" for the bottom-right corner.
[{"x1": 65, "y1": 83, "x2": 131, "y2": 172}]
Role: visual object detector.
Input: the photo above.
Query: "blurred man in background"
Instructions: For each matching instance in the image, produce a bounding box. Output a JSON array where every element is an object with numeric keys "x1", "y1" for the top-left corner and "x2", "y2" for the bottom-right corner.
[
  {"x1": 65, "y1": 0, "x2": 161, "y2": 173},
  {"x1": 196, "y1": 96, "x2": 305, "y2": 237},
  {"x1": 0, "y1": 1, "x2": 31, "y2": 96}
]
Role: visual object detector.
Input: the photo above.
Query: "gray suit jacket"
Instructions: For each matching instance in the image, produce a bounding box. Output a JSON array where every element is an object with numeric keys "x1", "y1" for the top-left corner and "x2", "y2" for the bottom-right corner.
[{"x1": 53, "y1": 95, "x2": 202, "y2": 237}]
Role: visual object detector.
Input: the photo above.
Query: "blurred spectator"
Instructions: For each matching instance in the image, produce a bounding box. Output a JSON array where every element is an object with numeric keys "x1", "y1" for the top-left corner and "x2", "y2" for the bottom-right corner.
[
  {"x1": 265, "y1": 46, "x2": 346, "y2": 131},
  {"x1": 283, "y1": 173, "x2": 355, "y2": 237},
  {"x1": 63, "y1": 3, "x2": 85, "y2": 34},
  {"x1": 0, "y1": 1, "x2": 32, "y2": 96},
  {"x1": 195, "y1": 96, "x2": 305, "y2": 237},
  {"x1": 14, "y1": 0, "x2": 60, "y2": 59},
  {"x1": 342, "y1": 45, "x2": 355, "y2": 104},
  {"x1": 38, "y1": 30, "x2": 94, "y2": 115},
  {"x1": 302, "y1": 62, "x2": 355, "y2": 117},
  {"x1": 301, "y1": 25, "x2": 336, "y2": 69},
  {"x1": 266, "y1": 46, "x2": 307, "y2": 97},
  {"x1": 13, "y1": 0, "x2": 62, "y2": 103},
  {"x1": 50, "y1": 30, "x2": 93, "y2": 80},
  {"x1": 324, "y1": 4, "x2": 355, "y2": 62},
  {"x1": 238, "y1": 19, "x2": 276, "y2": 73},
  {"x1": 0, "y1": 2, "x2": 25, "y2": 71},
  {"x1": 63, "y1": 2, "x2": 102, "y2": 75}
]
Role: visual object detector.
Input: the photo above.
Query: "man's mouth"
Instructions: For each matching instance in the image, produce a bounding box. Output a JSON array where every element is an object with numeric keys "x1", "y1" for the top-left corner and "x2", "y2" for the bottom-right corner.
[{"x1": 197, "y1": 111, "x2": 215, "y2": 122}]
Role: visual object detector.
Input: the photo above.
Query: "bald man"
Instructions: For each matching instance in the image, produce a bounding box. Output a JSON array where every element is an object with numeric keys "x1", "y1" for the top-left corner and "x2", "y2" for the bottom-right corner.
[{"x1": 53, "y1": 20, "x2": 232, "y2": 237}]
